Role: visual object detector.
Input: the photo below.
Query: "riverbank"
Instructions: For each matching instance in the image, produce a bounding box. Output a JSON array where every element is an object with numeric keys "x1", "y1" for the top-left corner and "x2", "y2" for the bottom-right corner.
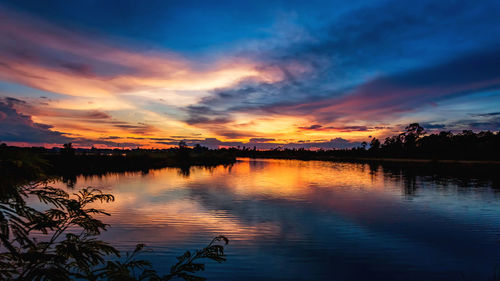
[
  {"x1": 0, "y1": 145, "x2": 236, "y2": 188},
  {"x1": 47, "y1": 152, "x2": 236, "y2": 175},
  {"x1": 241, "y1": 155, "x2": 500, "y2": 165}
]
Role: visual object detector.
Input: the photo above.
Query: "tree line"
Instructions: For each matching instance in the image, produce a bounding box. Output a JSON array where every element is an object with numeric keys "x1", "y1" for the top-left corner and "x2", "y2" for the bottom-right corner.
[
  {"x1": 366, "y1": 123, "x2": 500, "y2": 160},
  {"x1": 235, "y1": 123, "x2": 500, "y2": 161},
  {"x1": 0, "y1": 142, "x2": 236, "y2": 180}
]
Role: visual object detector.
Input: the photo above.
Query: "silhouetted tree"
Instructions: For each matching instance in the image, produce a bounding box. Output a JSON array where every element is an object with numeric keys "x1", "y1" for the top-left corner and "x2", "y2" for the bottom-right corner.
[
  {"x1": 369, "y1": 138, "x2": 381, "y2": 151},
  {"x1": 401, "y1": 123, "x2": 426, "y2": 155},
  {"x1": 61, "y1": 142, "x2": 75, "y2": 157},
  {"x1": 178, "y1": 141, "x2": 188, "y2": 149},
  {"x1": 176, "y1": 141, "x2": 191, "y2": 163},
  {"x1": 405, "y1": 123, "x2": 426, "y2": 137},
  {"x1": 193, "y1": 144, "x2": 209, "y2": 153},
  {"x1": 361, "y1": 141, "x2": 367, "y2": 150}
]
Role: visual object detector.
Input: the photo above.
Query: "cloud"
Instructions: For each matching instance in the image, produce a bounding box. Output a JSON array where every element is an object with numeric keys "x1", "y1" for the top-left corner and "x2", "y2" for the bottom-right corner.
[
  {"x1": 58, "y1": 62, "x2": 95, "y2": 77},
  {"x1": 185, "y1": 116, "x2": 231, "y2": 125},
  {"x1": 421, "y1": 123, "x2": 446, "y2": 129},
  {"x1": 464, "y1": 119, "x2": 500, "y2": 130},
  {"x1": 470, "y1": 112, "x2": 500, "y2": 117},
  {"x1": 6, "y1": 97, "x2": 160, "y2": 135},
  {"x1": 0, "y1": 97, "x2": 160, "y2": 146},
  {"x1": 298, "y1": 125, "x2": 370, "y2": 132},
  {"x1": 0, "y1": 97, "x2": 71, "y2": 143},
  {"x1": 23, "y1": 107, "x2": 112, "y2": 120},
  {"x1": 420, "y1": 113, "x2": 500, "y2": 132},
  {"x1": 443, "y1": 117, "x2": 500, "y2": 132},
  {"x1": 267, "y1": 47, "x2": 500, "y2": 123},
  {"x1": 0, "y1": 4, "x2": 282, "y2": 99},
  {"x1": 299, "y1": 124, "x2": 323, "y2": 130},
  {"x1": 249, "y1": 138, "x2": 275, "y2": 143}
]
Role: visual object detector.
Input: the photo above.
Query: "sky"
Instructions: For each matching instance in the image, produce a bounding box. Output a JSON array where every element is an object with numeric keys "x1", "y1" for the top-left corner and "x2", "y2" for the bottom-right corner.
[{"x1": 1, "y1": 0, "x2": 500, "y2": 149}]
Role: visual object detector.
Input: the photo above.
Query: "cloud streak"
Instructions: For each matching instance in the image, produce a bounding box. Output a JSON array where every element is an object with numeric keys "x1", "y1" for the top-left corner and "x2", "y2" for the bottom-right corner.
[
  {"x1": 268, "y1": 48, "x2": 500, "y2": 123},
  {"x1": 0, "y1": 4, "x2": 283, "y2": 99}
]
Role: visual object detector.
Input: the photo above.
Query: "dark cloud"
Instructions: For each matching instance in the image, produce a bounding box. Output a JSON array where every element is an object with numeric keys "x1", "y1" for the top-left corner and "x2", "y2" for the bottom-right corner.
[
  {"x1": 0, "y1": 97, "x2": 70, "y2": 143},
  {"x1": 121, "y1": 136, "x2": 176, "y2": 141},
  {"x1": 335, "y1": 126, "x2": 369, "y2": 132},
  {"x1": 39, "y1": 109, "x2": 111, "y2": 119},
  {"x1": 453, "y1": 117, "x2": 500, "y2": 131},
  {"x1": 113, "y1": 124, "x2": 144, "y2": 129},
  {"x1": 105, "y1": 122, "x2": 157, "y2": 135},
  {"x1": 0, "y1": 97, "x2": 155, "y2": 147},
  {"x1": 421, "y1": 115, "x2": 500, "y2": 132},
  {"x1": 421, "y1": 123, "x2": 446, "y2": 129},
  {"x1": 185, "y1": 116, "x2": 231, "y2": 125},
  {"x1": 103, "y1": 136, "x2": 121, "y2": 140},
  {"x1": 58, "y1": 62, "x2": 95, "y2": 76},
  {"x1": 77, "y1": 110, "x2": 110, "y2": 119},
  {"x1": 4, "y1": 98, "x2": 113, "y2": 120},
  {"x1": 249, "y1": 138, "x2": 275, "y2": 143},
  {"x1": 470, "y1": 112, "x2": 500, "y2": 117},
  {"x1": 268, "y1": 47, "x2": 500, "y2": 123},
  {"x1": 3, "y1": 97, "x2": 26, "y2": 105},
  {"x1": 212, "y1": 129, "x2": 258, "y2": 139},
  {"x1": 169, "y1": 135, "x2": 201, "y2": 138},
  {"x1": 298, "y1": 125, "x2": 370, "y2": 132},
  {"x1": 6, "y1": 97, "x2": 158, "y2": 135},
  {"x1": 299, "y1": 124, "x2": 323, "y2": 130}
]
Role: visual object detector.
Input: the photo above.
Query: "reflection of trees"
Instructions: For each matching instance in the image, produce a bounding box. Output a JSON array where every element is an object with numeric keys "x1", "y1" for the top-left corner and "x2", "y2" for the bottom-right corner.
[
  {"x1": 178, "y1": 166, "x2": 191, "y2": 177},
  {"x1": 358, "y1": 159, "x2": 500, "y2": 197},
  {"x1": 0, "y1": 170, "x2": 228, "y2": 280},
  {"x1": 61, "y1": 173, "x2": 77, "y2": 188},
  {"x1": 370, "y1": 161, "x2": 500, "y2": 197}
]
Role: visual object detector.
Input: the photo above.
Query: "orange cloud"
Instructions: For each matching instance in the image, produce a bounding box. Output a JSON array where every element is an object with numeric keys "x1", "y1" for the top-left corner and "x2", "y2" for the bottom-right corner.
[{"x1": 0, "y1": 7, "x2": 282, "y2": 98}]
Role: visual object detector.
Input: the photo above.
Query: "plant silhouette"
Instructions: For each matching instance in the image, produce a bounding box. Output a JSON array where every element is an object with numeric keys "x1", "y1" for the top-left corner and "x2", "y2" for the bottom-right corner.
[{"x1": 0, "y1": 180, "x2": 228, "y2": 280}]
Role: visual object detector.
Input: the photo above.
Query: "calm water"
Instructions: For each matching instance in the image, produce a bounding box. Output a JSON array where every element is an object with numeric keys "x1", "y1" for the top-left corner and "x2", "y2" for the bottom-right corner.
[{"x1": 54, "y1": 158, "x2": 500, "y2": 281}]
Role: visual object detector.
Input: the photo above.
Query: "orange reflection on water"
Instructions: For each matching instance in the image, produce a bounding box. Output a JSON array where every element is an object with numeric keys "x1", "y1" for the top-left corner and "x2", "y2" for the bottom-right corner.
[{"x1": 54, "y1": 159, "x2": 396, "y2": 246}]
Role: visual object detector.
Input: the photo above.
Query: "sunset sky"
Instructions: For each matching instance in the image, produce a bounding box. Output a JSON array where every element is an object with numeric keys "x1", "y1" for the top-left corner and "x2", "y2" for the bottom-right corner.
[{"x1": 1, "y1": 0, "x2": 500, "y2": 149}]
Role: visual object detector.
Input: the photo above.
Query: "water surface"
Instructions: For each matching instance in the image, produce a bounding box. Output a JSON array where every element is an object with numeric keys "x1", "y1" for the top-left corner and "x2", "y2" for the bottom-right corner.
[{"x1": 54, "y1": 158, "x2": 500, "y2": 280}]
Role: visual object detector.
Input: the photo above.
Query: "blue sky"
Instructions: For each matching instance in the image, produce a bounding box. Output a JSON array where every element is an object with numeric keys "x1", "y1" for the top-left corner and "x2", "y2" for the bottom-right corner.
[{"x1": 0, "y1": 0, "x2": 499, "y2": 148}]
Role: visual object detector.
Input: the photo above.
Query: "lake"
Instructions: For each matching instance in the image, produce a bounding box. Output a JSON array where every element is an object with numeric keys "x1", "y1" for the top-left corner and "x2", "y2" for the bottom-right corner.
[{"x1": 54, "y1": 158, "x2": 500, "y2": 281}]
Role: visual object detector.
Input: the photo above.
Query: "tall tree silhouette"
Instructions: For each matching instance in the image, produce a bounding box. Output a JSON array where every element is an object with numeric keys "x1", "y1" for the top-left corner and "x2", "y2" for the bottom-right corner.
[{"x1": 369, "y1": 138, "x2": 381, "y2": 151}]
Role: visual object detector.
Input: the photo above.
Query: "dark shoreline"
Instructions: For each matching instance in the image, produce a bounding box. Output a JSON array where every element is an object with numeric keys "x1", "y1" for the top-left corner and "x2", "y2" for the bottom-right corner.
[
  {"x1": 240, "y1": 156, "x2": 500, "y2": 165},
  {"x1": 0, "y1": 145, "x2": 237, "y2": 188}
]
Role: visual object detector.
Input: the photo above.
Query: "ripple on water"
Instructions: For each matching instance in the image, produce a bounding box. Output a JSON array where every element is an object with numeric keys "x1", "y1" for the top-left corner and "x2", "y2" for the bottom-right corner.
[{"x1": 55, "y1": 159, "x2": 500, "y2": 281}]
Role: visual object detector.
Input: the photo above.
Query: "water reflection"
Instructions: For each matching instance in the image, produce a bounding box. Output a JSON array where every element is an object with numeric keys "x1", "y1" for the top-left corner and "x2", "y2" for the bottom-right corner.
[{"x1": 54, "y1": 158, "x2": 500, "y2": 281}]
